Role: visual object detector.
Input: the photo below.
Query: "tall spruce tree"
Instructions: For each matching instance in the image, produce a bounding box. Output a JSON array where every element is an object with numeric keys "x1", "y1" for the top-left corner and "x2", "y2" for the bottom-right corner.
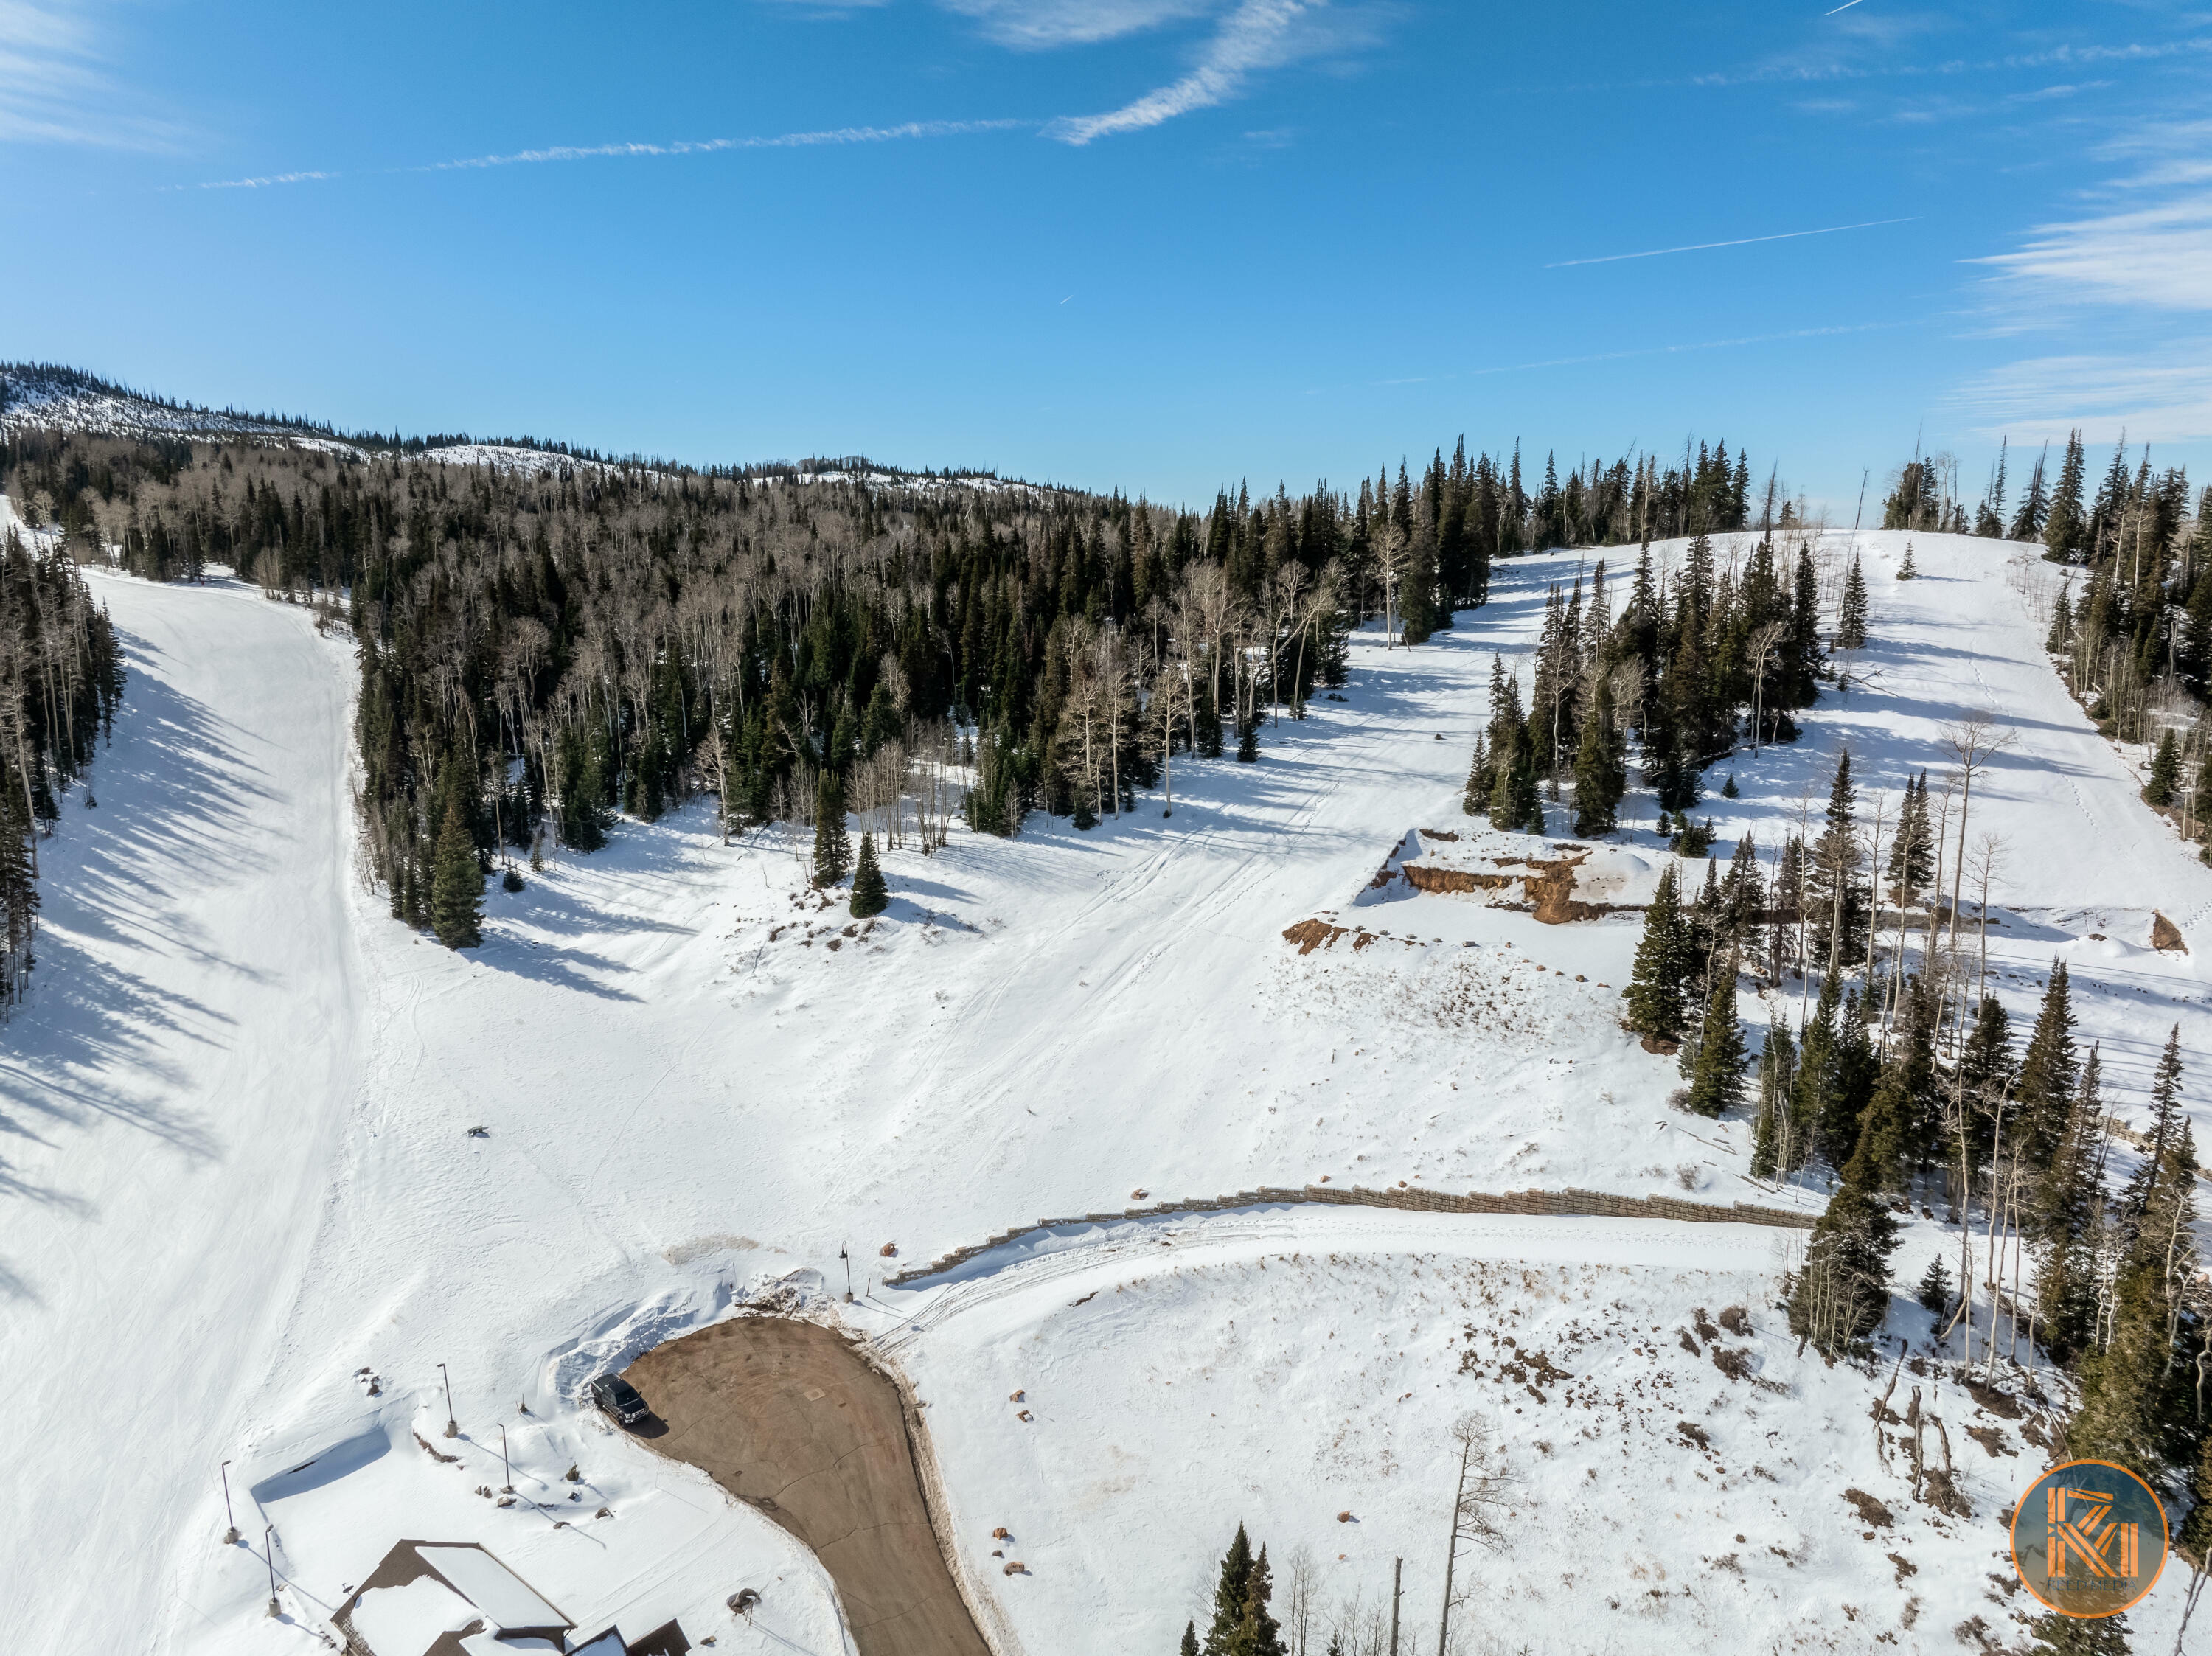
[
  {"x1": 813, "y1": 770, "x2": 852, "y2": 887},
  {"x1": 1684, "y1": 960, "x2": 1747, "y2": 1118},
  {"x1": 2146, "y1": 728, "x2": 2181, "y2": 807},
  {"x1": 429, "y1": 790, "x2": 484, "y2": 950},
  {"x1": 1202, "y1": 1526, "x2": 1256, "y2": 1656},
  {"x1": 1807, "y1": 751, "x2": 1867, "y2": 975},
  {"x1": 1788, "y1": 1141, "x2": 1902, "y2": 1355},
  {"x1": 2012, "y1": 962, "x2": 2081, "y2": 1175},
  {"x1": 1835, "y1": 557, "x2": 1869, "y2": 650},
  {"x1": 2032, "y1": 1045, "x2": 2106, "y2": 1365},
  {"x1": 1571, "y1": 674, "x2": 1625, "y2": 837},
  {"x1": 1850, "y1": 976, "x2": 1935, "y2": 1191},
  {"x1": 1624, "y1": 863, "x2": 1691, "y2": 1043},
  {"x1": 849, "y1": 832, "x2": 888, "y2": 918},
  {"x1": 2044, "y1": 430, "x2": 2088, "y2": 560},
  {"x1": 2071, "y1": 1121, "x2": 2201, "y2": 1482}
]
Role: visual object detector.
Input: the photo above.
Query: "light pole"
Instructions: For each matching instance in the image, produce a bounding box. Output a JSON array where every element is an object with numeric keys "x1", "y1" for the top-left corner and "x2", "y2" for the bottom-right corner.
[
  {"x1": 439, "y1": 1363, "x2": 458, "y2": 1438},
  {"x1": 264, "y1": 1525, "x2": 280, "y2": 1618},
  {"x1": 220, "y1": 1460, "x2": 239, "y2": 1545},
  {"x1": 499, "y1": 1424, "x2": 513, "y2": 1495},
  {"x1": 839, "y1": 1245, "x2": 852, "y2": 1304}
]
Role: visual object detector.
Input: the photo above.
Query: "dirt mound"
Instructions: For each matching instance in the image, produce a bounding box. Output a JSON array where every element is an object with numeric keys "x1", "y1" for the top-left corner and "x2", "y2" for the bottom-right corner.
[
  {"x1": 2152, "y1": 911, "x2": 2186, "y2": 952},
  {"x1": 1282, "y1": 918, "x2": 1352, "y2": 955}
]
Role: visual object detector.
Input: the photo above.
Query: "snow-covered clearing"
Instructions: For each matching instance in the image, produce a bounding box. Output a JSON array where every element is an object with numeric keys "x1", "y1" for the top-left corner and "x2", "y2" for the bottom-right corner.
[{"x1": 4, "y1": 521, "x2": 2205, "y2": 1652}]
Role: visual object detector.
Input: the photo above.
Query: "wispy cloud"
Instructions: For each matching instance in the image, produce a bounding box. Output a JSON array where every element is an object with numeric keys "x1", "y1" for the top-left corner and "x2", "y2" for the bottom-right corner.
[
  {"x1": 939, "y1": 0, "x2": 1214, "y2": 49},
  {"x1": 0, "y1": 1, "x2": 176, "y2": 147},
  {"x1": 181, "y1": 119, "x2": 1027, "y2": 190},
  {"x1": 1046, "y1": 0, "x2": 1342, "y2": 145},
  {"x1": 1972, "y1": 192, "x2": 2212, "y2": 313},
  {"x1": 1944, "y1": 347, "x2": 2212, "y2": 445},
  {"x1": 1969, "y1": 116, "x2": 2212, "y2": 314},
  {"x1": 1545, "y1": 216, "x2": 1918, "y2": 270}
]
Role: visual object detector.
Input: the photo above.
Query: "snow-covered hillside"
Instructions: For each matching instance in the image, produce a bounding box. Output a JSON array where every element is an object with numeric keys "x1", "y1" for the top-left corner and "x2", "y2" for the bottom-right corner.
[{"x1": 2, "y1": 523, "x2": 2204, "y2": 1652}]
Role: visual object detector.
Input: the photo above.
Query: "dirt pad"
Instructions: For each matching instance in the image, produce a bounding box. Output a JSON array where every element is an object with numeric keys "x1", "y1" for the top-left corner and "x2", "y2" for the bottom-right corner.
[{"x1": 627, "y1": 1317, "x2": 990, "y2": 1656}]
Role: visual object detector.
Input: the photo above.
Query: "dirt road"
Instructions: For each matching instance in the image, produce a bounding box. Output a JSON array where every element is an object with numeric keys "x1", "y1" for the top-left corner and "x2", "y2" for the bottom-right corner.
[{"x1": 627, "y1": 1317, "x2": 991, "y2": 1656}]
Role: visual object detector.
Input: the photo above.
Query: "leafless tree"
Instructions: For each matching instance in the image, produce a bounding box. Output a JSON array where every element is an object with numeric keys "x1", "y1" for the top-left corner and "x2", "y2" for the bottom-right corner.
[{"x1": 1435, "y1": 1413, "x2": 1516, "y2": 1656}]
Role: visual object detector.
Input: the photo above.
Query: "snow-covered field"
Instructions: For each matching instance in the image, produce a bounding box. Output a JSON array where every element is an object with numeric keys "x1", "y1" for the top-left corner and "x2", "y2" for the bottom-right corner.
[{"x1": 3, "y1": 521, "x2": 2205, "y2": 1653}]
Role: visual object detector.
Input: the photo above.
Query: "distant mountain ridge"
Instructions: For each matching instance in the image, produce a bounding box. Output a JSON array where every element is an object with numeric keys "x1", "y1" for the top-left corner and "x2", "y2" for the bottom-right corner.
[{"x1": 0, "y1": 361, "x2": 1020, "y2": 487}]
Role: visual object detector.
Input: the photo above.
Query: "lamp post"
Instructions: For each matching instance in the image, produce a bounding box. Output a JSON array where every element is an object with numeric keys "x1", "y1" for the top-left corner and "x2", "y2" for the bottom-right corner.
[
  {"x1": 839, "y1": 1245, "x2": 852, "y2": 1304},
  {"x1": 220, "y1": 1460, "x2": 239, "y2": 1545},
  {"x1": 439, "y1": 1363, "x2": 458, "y2": 1438},
  {"x1": 265, "y1": 1525, "x2": 280, "y2": 1618},
  {"x1": 499, "y1": 1424, "x2": 513, "y2": 1495}
]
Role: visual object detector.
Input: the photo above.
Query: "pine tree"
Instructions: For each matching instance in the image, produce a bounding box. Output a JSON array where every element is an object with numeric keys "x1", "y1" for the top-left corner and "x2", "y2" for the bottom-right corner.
[
  {"x1": 849, "y1": 832, "x2": 888, "y2": 917},
  {"x1": 2146, "y1": 728, "x2": 2180, "y2": 807},
  {"x1": 1180, "y1": 1621, "x2": 1200, "y2": 1656},
  {"x1": 1229, "y1": 1545, "x2": 1284, "y2": 1656},
  {"x1": 2032, "y1": 1046, "x2": 2105, "y2": 1364},
  {"x1": 429, "y1": 790, "x2": 484, "y2": 949},
  {"x1": 1624, "y1": 863, "x2": 1691, "y2": 1044},
  {"x1": 1202, "y1": 1526, "x2": 1256, "y2": 1656},
  {"x1": 813, "y1": 770, "x2": 852, "y2": 886},
  {"x1": 1461, "y1": 734, "x2": 1492, "y2": 818},
  {"x1": 1789, "y1": 975, "x2": 1843, "y2": 1169},
  {"x1": 1835, "y1": 557, "x2": 1869, "y2": 650},
  {"x1": 1788, "y1": 1149, "x2": 1902, "y2": 1355},
  {"x1": 2045, "y1": 430, "x2": 2088, "y2": 560},
  {"x1": 2126, "y1": 1025, "x2": 2187, "y2": 1214},
  {"x1": 1916, "y1": 1256, "x2": 1951, "y2": 1314},
  {"x1": 2014, "y1": 963, "x2": 2079, "y2": 1172},
  {"x1": 2009, "y1": 443, "x2": 2051, "y2": 541},
  {"x1": 1882, "y1": 771, "x2": 1932, "y2": 902},
  {"x1": 1571, "y1": 675, "x2": 1624, "y2": 837},
  {"x1": 1236, "y1": 714, "x2": 1259, "y2": 763},
  {"x1": 1851, "y1": 976, "x2": 1935, "y2": 1192},
  {"x1": 1684, "y1": 960, "x2": 1746, "y2": 1118},
  {"x1": 1807, "y1": 751, "x2": 1867, "y2": 974},
  {"x1": 2046, "y1": 580, "x2": 2073, "y2": 655},
  {"x1": 1896, "y1": 540, "x2": 1918, "y2": 580},
  {"x1": 2072, "y1": 1122, "x2": 2200, "y2": 1481}
]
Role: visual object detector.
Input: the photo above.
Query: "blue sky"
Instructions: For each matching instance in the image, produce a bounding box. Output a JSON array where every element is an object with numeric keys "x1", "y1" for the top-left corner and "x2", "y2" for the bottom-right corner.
[{"x1": 5, "y1": 1, "x2": 2210, "y2": 512}]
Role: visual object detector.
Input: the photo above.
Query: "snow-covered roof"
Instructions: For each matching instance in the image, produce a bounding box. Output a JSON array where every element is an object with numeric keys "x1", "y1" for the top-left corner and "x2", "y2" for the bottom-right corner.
[
  {"x1": 414, "y1": 1544, "x2": 569, "y2": 1632},
  {"x1": 349, "y1": 1576, "x2": 479, "y2": 1656}
]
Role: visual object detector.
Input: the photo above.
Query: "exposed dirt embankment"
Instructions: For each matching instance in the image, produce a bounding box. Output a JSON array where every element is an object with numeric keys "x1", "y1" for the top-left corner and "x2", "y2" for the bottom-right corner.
[
  {"x1": 1399, "y1": 846, "x2": 1623, "y2": 923},
  {"x1": 627, "y1": 1317, "x2": 994, "y2": 1656}
]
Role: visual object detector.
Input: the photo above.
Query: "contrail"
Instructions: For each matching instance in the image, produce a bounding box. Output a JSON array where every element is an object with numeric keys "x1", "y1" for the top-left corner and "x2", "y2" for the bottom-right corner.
[
  {"x1": 1545, "y1": 215, "x2": 1918, "y2": 268},
  {"x1": 1824, "y1": 1, "x2": 1864, "y2": 13},
  {"x1": 181, "y1": 119, "x2": 1028, "y2": 190}
]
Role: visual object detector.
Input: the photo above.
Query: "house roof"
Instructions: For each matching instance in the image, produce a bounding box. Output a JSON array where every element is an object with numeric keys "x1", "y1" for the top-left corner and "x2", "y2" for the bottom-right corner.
[{"x1": 334, "y1": 1540, "x2": 574, "y2": 1656}]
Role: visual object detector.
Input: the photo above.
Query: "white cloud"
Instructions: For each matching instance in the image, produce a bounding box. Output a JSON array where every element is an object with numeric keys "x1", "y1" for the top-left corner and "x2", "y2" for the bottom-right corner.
[
  {"x1": 0, "y1": 1, "x2": 175, "y2": 147},
  {"x1": 1945, "y1": 347, "x2": 2212, "y2": 445},
  {"x1": 1046, "y1": 0, "x2": 1333, "y2": 145},
  {"x1": 1969, "y1": 116, "x2": 2212, "y2": 313},
  {"x1": 938, "y1": 0, "x2": 1214, "y2": 49}
]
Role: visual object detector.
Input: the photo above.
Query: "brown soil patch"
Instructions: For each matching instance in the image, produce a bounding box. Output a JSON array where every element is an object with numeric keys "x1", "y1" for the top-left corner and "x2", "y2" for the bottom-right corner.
[
  {"x1": 626, "y1": 1318, "x2": 990, "y2": 1656},
  {"x1": 1281, "y1": 918, "x2": 1351, "y2": 955},
  {"x1": 2152, "y1": 911, "x2": 2186, "y2": 952},
  {"x1": 1843, "y1": 1488, "x2": 1893, "y2": 1528}
]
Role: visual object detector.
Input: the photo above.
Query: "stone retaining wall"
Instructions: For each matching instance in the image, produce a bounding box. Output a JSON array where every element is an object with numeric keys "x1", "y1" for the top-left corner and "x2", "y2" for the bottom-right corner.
[{"x1": 886, "y1": 1183, "x2": 1817, "y2": 1286}]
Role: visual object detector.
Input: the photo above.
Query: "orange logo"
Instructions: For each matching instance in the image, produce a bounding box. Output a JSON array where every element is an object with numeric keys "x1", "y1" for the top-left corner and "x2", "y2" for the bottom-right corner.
[{"x1": 2011, "y1": 1460, "x2": 2168, "y2": 1618}]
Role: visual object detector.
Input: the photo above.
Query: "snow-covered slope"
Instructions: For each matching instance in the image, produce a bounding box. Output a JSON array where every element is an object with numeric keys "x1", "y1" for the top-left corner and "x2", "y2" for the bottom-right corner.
[{"x1": 4, "y1": 523, "x2": 2205, "y2": 1652}]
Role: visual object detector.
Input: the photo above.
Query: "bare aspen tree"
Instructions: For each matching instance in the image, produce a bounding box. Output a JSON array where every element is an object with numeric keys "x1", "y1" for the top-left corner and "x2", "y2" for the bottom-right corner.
[
  {"x1": 1436, "y1": 1414, "x2": 1515, "y2": 1656},
  {"x1": 1939, "y1": 714, "x2": 2017, "y2": 960},
  {"x1": 1374, "y1": 519, "x2": 1410, "y2": 648}
]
